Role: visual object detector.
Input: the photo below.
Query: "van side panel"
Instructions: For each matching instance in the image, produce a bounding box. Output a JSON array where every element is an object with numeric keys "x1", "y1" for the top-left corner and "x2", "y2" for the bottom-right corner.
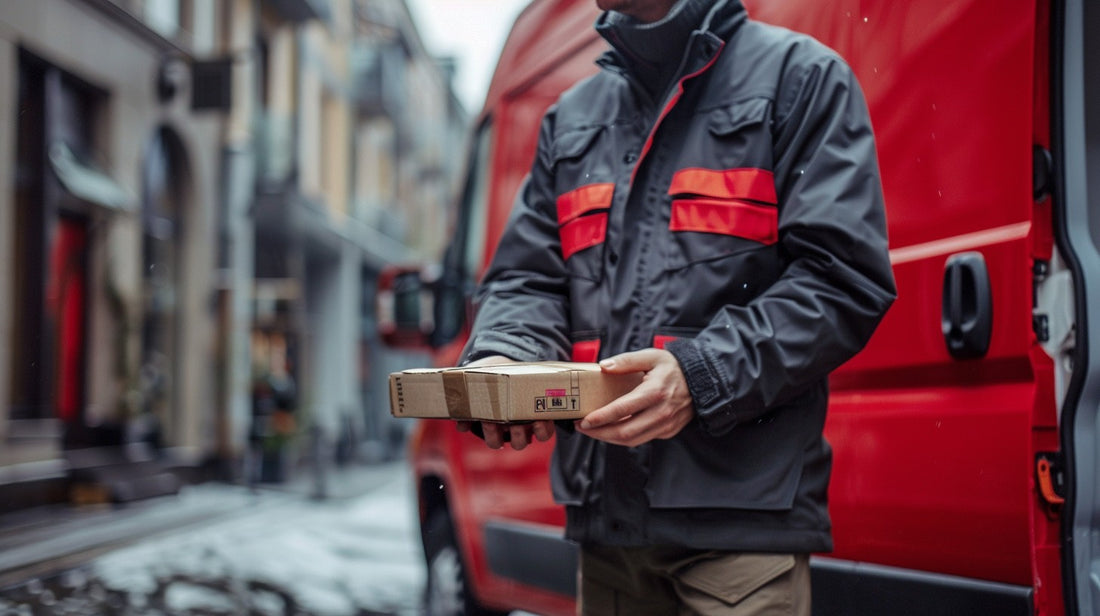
[
  {"x1": 747, "y1": 0, "x2": 1042, "y2": 588},
  {"x1": 480, "y1": 33, "x2": 603, "y2": 273}
]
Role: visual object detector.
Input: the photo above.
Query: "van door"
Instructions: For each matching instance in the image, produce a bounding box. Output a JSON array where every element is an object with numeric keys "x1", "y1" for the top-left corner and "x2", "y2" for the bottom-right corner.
[{"x1": 1053, "y1": 0, "x2": 1100, "y2": 613}]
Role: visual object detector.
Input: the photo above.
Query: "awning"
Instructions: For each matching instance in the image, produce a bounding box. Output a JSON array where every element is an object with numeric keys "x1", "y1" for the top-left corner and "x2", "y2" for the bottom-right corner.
[{"x1": 49, "y1": 142, "x2": 134, "y2": 213}]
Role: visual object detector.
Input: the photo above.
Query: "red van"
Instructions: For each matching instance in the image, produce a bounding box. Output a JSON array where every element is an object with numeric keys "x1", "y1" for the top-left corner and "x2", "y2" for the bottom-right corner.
[{"x1": 381, "y1": 0, "x2": 1100, "y2": 614}]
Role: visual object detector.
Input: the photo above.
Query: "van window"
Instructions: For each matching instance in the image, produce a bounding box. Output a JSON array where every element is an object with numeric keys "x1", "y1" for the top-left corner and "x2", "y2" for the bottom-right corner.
[{"x1": 463, "y1": 121, "x2": 494, "y2": 279}]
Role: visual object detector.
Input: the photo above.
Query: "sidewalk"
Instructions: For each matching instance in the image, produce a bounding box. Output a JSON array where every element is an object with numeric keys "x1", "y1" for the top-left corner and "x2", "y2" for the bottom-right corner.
[
  {"x1": 0, "y1": 461, "x2": 407, "y2": 590},
  {"x1": 264, "y1": 456, "x2": 411, "y2": 501}
]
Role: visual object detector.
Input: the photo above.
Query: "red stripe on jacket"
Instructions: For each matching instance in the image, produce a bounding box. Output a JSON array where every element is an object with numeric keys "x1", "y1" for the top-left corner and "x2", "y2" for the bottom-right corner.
[
  {"x1": 571, "y1": 339, "x2": 601, "y2": 363},
  {"x1": 556, "y1": 183, "x2": 615, "y2": 225},
  {"x1": 670, "y1": 198, "x2": 778, "y2": 244}
]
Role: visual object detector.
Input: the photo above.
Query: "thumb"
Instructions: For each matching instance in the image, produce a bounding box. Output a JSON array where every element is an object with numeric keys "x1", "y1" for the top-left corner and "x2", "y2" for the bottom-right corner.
[{"x1": 599, "y1": 349, "x2": 662, "y2": 374}]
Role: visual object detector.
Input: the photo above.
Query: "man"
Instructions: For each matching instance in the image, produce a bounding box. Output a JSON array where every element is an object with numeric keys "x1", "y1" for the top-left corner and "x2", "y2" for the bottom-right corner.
[{"x1": 459, "y1": 0, "x2": 897, "y2": 612}]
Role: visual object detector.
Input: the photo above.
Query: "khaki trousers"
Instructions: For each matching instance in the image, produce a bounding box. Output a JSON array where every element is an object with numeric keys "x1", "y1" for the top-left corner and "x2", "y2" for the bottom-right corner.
[{"x1": 578, "y1": 545, "x2": 810, "y2": 616}]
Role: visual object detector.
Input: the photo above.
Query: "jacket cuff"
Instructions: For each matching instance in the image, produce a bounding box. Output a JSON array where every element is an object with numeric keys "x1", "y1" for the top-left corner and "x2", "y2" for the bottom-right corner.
[{"x1": 665, "y1": 339, "x2": 738, "y2": 435}]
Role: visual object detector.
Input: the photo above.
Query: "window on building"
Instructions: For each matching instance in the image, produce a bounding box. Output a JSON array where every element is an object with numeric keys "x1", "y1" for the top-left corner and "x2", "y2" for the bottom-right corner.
[{"x1": 354, "y1": 119, "x2": 396, "y2": 217}]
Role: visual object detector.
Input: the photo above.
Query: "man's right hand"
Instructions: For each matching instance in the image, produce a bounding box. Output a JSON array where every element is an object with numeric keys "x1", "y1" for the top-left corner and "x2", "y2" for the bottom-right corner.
[{"x1": 454, "y1": 355, "x2": 556, "y2": 450}]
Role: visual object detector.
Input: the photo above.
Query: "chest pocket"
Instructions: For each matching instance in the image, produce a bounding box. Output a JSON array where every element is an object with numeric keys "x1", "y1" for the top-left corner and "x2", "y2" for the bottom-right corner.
[
  {"x1": 551, "y1": 126, "x2": 613, "y2": 282},
  {"x1": 664, "y1": 164, "x2": 779, "y2": 272},
  {"x1": 665, "y1": 98, "x2": 779, "y2": 270},
  {"x1": 698, "y1": 97, "x2": 774, "y2": 171}
]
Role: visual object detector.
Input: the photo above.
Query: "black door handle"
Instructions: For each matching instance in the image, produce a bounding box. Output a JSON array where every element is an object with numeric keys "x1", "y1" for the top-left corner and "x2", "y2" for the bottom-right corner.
[{"x1": 941, "y1": 251, "x2": 993, "y2": 359}]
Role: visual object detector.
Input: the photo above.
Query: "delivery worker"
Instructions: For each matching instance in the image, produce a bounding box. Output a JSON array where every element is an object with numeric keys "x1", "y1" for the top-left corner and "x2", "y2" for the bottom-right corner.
[{"x1": 458, "y1": 0, "x2": 897, "y2": 613}]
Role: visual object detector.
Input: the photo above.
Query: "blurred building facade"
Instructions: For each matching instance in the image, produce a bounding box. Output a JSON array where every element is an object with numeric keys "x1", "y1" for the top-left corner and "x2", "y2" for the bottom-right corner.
[{"x1": 0, "y1": 0, "x2": 465, "y2": 506}]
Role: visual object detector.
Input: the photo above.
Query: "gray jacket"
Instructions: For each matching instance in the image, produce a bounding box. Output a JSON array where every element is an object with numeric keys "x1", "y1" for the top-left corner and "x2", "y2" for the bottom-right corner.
[{"x1": 462, "y1": 0, "x2": 896, "y2": 553}]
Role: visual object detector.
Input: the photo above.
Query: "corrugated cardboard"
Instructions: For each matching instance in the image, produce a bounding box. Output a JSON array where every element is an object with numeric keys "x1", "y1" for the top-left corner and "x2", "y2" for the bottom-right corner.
[{"x1": 389, "y1": 362, "x2": 643, "y2": 422}]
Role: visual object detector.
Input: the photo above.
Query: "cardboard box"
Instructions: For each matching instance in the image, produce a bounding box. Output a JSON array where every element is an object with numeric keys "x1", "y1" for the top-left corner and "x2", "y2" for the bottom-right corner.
[{"x1": 389, "y1": 362, "x2": 643, "y2": 422}]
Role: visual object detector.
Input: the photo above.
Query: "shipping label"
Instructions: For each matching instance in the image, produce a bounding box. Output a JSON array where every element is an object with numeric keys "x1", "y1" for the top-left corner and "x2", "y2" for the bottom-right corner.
[{"x1": 533, "y1": 373, "x2": 582, "y2": 413}]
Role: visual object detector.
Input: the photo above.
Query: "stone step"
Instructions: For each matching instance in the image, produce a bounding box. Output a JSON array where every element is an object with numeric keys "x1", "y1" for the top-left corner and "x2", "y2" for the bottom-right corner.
[{"x1": 65, "y1": 447, "x2": 185, "y2": 505}]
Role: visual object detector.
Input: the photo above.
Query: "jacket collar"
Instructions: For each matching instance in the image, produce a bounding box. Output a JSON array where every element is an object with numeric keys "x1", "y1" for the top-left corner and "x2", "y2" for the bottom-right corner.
[{"x1": 595, "y1": 0, "x2": 747, "y2": 83}]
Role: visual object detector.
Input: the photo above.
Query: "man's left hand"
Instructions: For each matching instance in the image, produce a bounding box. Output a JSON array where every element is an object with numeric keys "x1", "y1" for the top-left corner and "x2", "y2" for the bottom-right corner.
[{"x1": 575, "y1": 349, "x2": 695, "y2": 447}]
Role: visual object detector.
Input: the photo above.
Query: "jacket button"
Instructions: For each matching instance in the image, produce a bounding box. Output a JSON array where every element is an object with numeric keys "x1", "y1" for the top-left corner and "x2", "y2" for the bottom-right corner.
[
  {"x1": 623, "y1": 151, "x2": 638, "y2": 164},
  {"x1": 608, "y1": 250, "x2": 619, "y2": 265}
]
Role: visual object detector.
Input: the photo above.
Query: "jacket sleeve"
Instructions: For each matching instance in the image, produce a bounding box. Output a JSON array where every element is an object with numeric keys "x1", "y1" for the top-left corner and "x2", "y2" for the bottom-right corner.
[
  {"x1": 666, "y1": 52, "x2": 897, "y2": 436},
  {"x1": 459, "y1": 111, "x2": 573, "y2": 365}
]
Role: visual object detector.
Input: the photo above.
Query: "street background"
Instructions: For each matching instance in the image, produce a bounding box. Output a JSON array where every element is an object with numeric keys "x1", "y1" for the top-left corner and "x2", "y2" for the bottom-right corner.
[
  {"x1": 0, "y1": 0, "x2": 532, "y2": 614},
  {"x1": 0, "y1": 463, "x2": 427, "y2": 615}
]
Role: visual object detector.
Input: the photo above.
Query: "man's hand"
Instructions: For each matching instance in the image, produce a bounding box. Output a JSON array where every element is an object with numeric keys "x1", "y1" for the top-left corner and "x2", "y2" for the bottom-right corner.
[
  {"x1": 457, "y1": 420, "x2": 556, "y2": 450},
  {"x1": 575, "y1": 349, "x2": 695, "y2": 447},
  {"x1": 454, "y1": 355, "x2": 556, "y2": 450}
]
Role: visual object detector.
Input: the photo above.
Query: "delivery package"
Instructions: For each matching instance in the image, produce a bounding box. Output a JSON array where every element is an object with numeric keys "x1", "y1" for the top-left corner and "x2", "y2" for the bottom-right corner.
[{"x1": 389, "y1": 362, "x2": 643, "y2": 422}]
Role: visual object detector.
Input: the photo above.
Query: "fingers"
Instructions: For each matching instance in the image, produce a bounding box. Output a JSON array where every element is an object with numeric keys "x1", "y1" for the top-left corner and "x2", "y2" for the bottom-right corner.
[
  {"x1": 532, "y1": 420, "x2": 555, "y2": 442},
  {"x1": 509, "y1": 424, "x2": 532, "y2": 450},
  {"x1": 475, "y1": 421, "x2": 556, "y2": 450},
  {"x1": 599, "y1": 348, "x2": 665, "y2": 374},
  {"x1": 482, "y1": 422, "x2": 506, "y2": 449},
  {"x1": 577, "y1": 404, "x2": 694, "y2": 447},
  {"x1": 508, "y1": 421, "x2": 557, "y2": 450},
  {"x1": 577, "y1": 350, "x2": 695, "y2": 447},
  {"x1": 578, "y1": 387, "x2": 659, "y2": 430}
]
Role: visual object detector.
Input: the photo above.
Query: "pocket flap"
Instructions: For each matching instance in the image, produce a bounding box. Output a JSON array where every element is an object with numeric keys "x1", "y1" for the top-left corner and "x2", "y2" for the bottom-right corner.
[
  {"x1": 707, "y1": 98, "x2": 770, "y2": 137},
  {"x1": 557, "y1": 183, "x2": 615, "y2": 225},
  {"x1": 560, "y1": 213, "x2": 608, "y2": 261},
  {"x1": 668, "y1": 167, "x2": 777, "y2": 204},
  {"x1": 677, "y1": 553, "x2": 795, "y2": 605},
  {"x1": 550, "y1": 125, "x2": 604, "y2": 162}
]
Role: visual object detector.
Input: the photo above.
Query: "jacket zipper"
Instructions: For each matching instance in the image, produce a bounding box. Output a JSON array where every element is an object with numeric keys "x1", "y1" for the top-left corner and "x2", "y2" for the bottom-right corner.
[{"x1": 629, "y1": 38, "x2": 726, "y2": 185}]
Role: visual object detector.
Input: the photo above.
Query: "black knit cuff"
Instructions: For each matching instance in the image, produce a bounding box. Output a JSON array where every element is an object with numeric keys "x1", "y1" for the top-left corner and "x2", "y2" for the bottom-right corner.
[
  {"x1": 665, "y1": 338, "x2": 737, "y2": 434},
  {"x1": 665, "y1": 339, "x2": 719, "y2": 406}
]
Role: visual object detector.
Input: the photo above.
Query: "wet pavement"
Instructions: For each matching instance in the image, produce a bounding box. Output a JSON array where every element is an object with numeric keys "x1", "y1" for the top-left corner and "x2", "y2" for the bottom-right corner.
[{"x1": 0, "y1": 463, "x2": 425, "y2": 615}]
